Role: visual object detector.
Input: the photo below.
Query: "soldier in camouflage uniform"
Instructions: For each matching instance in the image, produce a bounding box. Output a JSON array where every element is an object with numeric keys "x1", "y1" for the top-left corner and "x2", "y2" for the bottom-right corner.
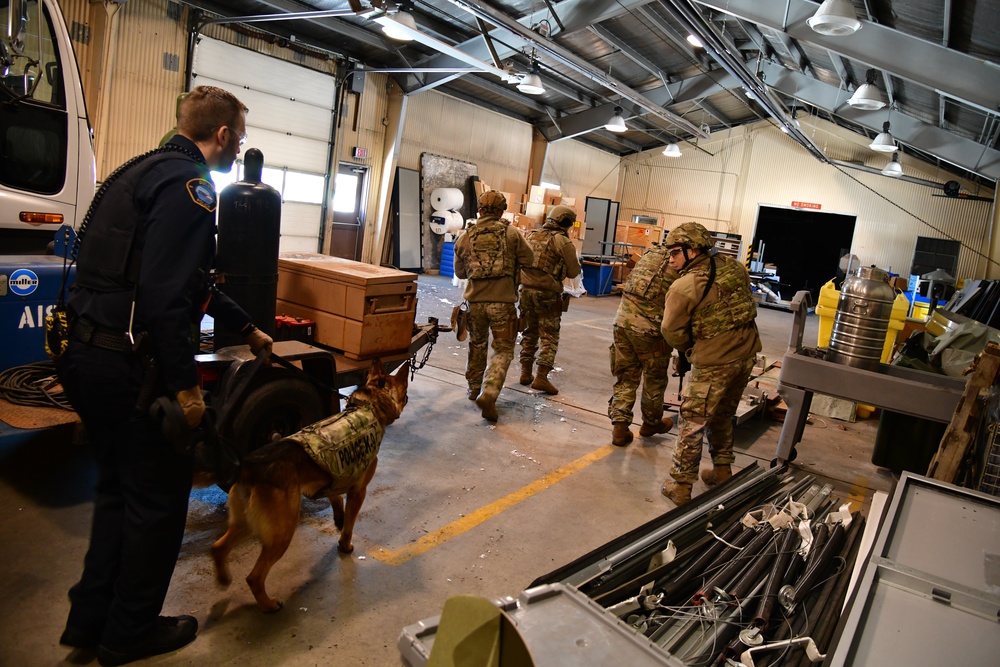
[
  {"x1": 659, "y1": 222, "x2": 761, "y2": 505},
  {"x1": 608, "y1": 244, "x2": 679, "y2": 446},
  {"x1": 454, "y1": 191, "x2": 535, "y2": 422},
  {"x1": 518, "y1": 205, "x2": 582, "y2": 395}
]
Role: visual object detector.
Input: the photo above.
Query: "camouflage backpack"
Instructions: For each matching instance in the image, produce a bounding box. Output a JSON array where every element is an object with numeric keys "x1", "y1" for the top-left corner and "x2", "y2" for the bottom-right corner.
[
  {"x1": 690, "y1": 254, "x2": 757, "y2": 340},
  {"x1": 525, "y1": 228, "x2": 567, "y2": 282},
  {"x1": 462, "y1": 221, "x2": 512, "y2": 279},
  {"x1": 622, "y1": 245, "x2": 674, "y2": 304}
]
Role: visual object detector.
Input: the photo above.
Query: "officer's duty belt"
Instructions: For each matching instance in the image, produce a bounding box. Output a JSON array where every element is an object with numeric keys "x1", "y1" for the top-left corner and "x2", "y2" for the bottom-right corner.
[{"x1": 71, "y1": 318, "x2": 140, "y2": 353}]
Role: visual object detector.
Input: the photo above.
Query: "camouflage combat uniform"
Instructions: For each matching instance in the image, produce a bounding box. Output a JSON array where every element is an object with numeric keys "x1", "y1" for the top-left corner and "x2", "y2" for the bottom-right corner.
[
  {"x1": 661, "y1": 252, "x2": 761, "y2": 484},
  {"x1": 454, "y1": 208, "x2": 534, "y2": 409},
  {"x1": 608, "y1": 245, "x2": 678, "y2": 427},
  {"x1": 519, "y1": 219, "x2": 581, "y2": 371}
]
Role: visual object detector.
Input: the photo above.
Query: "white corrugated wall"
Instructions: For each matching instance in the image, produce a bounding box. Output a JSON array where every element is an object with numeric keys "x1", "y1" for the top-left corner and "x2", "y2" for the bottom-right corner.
[
  {"x1": 542, "y1": 140, "x2": 620, "y2": 204},
  {"x1": 398, "y1": 91, "x2": 533, "y2": 194},
  {"x1": 92, "y1": 0, "x2": 188, "y2": 177},
  {"x1": 620, "y1": 117, "x2": 995, "y2": 280}
]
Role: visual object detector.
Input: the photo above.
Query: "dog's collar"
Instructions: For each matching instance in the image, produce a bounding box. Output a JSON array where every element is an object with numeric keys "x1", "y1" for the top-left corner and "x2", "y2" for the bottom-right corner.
[{"x1": 346, "y1": 396, "x2": 374, "y2": 411}]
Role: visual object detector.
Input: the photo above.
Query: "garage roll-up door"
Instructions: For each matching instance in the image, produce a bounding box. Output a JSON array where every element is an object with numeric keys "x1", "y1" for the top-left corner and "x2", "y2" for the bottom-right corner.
[{"x1": 191, "y1": 36, "x2": 336, "y2": 251}]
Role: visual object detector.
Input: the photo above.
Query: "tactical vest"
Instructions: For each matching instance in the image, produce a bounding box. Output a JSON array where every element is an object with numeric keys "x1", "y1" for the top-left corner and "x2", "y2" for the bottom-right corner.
[
  {"x1": 525, "y1": 227, "x2": 567, "y2": 282},
  {"x1": 462, "y1": 220, "x2": 512, "y2": 279},
  {"x1": 74, "y1": 146, "x2": 204, "y2": 292},
  {"x1": 623, "y1": 245, "x2": 673, "y2": 304},
  {"x1": 690, "y1": 254, "x2": 757, "y2": 340},
  {"x1": 293, "y1": 405, "x2": 385, "y2": 481}
]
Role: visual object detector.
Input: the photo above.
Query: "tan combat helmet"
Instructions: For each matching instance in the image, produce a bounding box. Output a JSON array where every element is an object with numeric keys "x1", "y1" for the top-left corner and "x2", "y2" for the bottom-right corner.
[
  {"x1": 546, "y1": 204, "x2": 577, "y2": 228},
  {"x1": 478, "y1": 190, "x2": 507, "y2": 214},
  {"x1": 665, "y1": 221, "x2": 713, "y2": 249}
]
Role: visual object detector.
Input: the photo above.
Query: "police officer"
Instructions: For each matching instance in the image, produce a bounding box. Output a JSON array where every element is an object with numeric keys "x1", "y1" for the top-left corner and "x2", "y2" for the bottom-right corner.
[
  {"x1": 659, "y1": 222, "x2": 761, "y2": 505},
  {"x1": 608, "y1": 243, "x2": 678, "y2": 446},
  {"x1": 518, "y1": 205, "x2": 581, "y2": 395},
  {"x1": 57, "y1": 86, "x2": 272, "y2": 665},
  {"x1": 454, "y1": 191, "x2": 534, "y2": 422}
]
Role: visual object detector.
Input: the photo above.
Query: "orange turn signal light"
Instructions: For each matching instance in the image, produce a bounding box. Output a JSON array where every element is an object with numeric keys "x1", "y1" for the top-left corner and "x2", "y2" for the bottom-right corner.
[{"x1": 20, "y1": 211, "x2": 65, "y2": 224}]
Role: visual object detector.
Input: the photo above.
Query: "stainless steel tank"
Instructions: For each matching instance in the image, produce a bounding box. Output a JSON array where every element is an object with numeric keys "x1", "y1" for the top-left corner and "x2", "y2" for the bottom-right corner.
[{"x1": 828, "y1": 266, "x2": 895, "y2": 371}]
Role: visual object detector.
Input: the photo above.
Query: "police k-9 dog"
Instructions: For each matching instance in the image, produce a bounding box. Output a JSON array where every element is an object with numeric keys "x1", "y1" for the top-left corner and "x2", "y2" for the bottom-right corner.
[{"x1": 211, "y1": 359, "x2": 409, "y2": 612}]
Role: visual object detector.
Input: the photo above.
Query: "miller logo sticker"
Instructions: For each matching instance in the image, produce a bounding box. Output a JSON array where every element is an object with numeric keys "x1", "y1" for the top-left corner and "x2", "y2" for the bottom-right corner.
[
  {"x1": 186, "y1": 178, "x2": 218, "y2": 212},
  {"x1": 9, "y1": 268, "x2": 39, "y2": 297}
]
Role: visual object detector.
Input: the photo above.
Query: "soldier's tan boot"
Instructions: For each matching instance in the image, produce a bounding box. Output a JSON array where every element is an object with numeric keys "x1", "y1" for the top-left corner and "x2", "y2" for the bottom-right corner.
[
  {"x1": 530, "y1": 365, "x2": 559, "y2": 395},
  {"x1": 661, "y1": 480, "x2": 692, "y2": 505},
  {"x1": 639, "y1": 417, "x2": 674, "y2": 437},
  {"x1": 701, "y1": 465, "x2": 732, "y2": 487},
  {"x1": 611, "y1": 423, "x2": 633, "y2": 447},
  {"x1": 468, "y1": 385, "x2": 481, "y2": 401},
  {"x1": 475, "y1": 385, "x2": 500, "y2": 422},
  {"x1": 519, "y1": 362, "x2": 533, "y2": 386}
]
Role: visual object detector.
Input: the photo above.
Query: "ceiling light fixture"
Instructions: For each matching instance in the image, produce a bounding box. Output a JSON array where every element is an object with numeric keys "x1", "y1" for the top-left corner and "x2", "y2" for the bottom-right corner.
[
  {"x1": 516, "y1": 72, "x2": 544, "y2": 95},
  {"x1": 882, "y1": 153, "x2": 903, "y2": 177},
  {"x1": 870, "y1": 121, "x2": 898, "y2": 152},
  {"x1": 848, "y1": 69, "x2": 886, "y2": 110},
  {"x1": 686, "y1": 35, "x2": 704, "y2": 48},
  {"x1": 807, "y1": 0, "x2": 862, "y2": 37},
  {"x1": 605, "y1": 106, "x2": 627, "y2": 133},
  {"x1": 516, "y1": 58, "x2": 544, "y2": 95},
  {"x1": 662, "y1": 142, "x2": 682, "y2": 157},
  {"x1": 380, "y1": 7, "x2": 417, "y2": 42}
]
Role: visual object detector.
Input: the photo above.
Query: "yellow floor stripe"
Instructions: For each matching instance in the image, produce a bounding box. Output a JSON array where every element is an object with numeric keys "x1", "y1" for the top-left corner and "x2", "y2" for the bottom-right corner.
[
  {"x1": 847, "y1": 476, "x2": 867, "y2": 513},
  {"x1": 370, "y1": 445, "x2": 616, "y2": 566}
]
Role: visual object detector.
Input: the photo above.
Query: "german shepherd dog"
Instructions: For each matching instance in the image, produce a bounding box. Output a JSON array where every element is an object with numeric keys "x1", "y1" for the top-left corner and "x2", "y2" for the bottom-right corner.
[{"x1": 210, "y1": 359, "x2": 409, "y2": 612}]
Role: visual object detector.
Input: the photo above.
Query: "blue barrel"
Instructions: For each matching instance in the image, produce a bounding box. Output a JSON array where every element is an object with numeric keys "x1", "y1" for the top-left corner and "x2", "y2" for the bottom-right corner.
[{"x1": 440, "y1": 240, "x2": 455, "y2": 278}]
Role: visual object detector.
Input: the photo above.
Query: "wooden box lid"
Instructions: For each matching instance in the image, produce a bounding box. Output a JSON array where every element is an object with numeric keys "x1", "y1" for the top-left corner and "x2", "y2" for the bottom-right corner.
[{"x1": 278, "y1": 252, "x2": 417, "y2": 287}]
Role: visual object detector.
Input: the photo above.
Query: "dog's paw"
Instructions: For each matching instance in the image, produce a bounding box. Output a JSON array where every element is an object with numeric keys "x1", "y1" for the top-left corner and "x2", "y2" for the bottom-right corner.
[
  {"x1": 262, "y1": 599, "x2": 284, "y2": 614},
  {"x1": 337, "y1": 541, "x2": 354, "y2": 554}
]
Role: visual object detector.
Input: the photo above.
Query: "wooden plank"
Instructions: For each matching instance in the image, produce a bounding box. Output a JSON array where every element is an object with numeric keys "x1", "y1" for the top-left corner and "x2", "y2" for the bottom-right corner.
[{"x1": 926, "y1": 342, "x2": 1000, "y2": 483}]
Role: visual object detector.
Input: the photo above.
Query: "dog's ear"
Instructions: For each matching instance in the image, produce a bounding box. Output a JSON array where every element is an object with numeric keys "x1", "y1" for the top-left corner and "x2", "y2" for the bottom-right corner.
[
  {"x1": 393, "y1": 361, "x2": 410, "y2": 389},
  {"x1": 368, "y1": 359, "x2": 387, "y2": 388}
]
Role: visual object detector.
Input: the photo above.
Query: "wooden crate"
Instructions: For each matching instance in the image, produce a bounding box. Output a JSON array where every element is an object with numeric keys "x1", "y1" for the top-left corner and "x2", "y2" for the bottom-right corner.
[{"x1": 276, "y1": 252, "x2": 417, "y2": 360}]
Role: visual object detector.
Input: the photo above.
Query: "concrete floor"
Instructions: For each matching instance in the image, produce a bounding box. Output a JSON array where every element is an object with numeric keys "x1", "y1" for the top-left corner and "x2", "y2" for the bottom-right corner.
[{"x1": 0, "y1": 274, "x2": 895, "y2": 666}]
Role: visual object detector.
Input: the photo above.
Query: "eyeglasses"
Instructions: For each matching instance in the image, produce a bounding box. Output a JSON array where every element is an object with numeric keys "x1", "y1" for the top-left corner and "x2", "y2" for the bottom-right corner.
[
  {"x1": 225, "y1": 126, "x2": 247, "y2": 146},
  {"x1": 668, "y1": 247, "x2": 685, "y2": 257}
]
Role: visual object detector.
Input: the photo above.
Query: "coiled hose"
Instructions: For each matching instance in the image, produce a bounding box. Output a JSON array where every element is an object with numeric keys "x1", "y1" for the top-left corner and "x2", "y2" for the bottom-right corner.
[{"x1": 0, "y1": 361, "x2": 74, "y2": 410}]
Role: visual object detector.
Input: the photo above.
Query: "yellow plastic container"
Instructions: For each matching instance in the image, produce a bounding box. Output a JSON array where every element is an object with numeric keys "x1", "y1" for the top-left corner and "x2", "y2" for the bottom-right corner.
[
  {"x1": 816, "y1": 280, "x2": 907, "y2": 364},
  {"x1": 816, "y1": 280, "x2": 839, "y2": 348},
  {"x1": 880, "y1": 291, "x2": 910, "y2": 363}
]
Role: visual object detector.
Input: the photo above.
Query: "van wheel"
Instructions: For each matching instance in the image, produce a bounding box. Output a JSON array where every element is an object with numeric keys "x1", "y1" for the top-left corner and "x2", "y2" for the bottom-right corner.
[{"x1": 229, "y1": 370, "x2": 324, "y2": 455}]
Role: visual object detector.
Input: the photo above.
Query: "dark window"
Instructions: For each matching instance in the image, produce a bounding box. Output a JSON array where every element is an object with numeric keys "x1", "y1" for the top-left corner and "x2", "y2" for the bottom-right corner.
[{"x1": 0, "y1": 1, "x2": 69, "y2": 195}]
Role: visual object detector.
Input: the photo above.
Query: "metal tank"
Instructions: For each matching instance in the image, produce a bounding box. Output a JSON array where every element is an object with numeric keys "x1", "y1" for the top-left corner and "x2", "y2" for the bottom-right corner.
[
  {"x1": 828, "y1": 266, "x2": 896, "y2": 371},
  {"x1": 214, "y1": 149, "x2": 281, "y2": 350}
]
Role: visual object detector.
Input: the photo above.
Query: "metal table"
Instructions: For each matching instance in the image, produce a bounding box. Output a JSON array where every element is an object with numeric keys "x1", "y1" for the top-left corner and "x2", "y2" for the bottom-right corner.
[{"x1": 774, "y1": 291, "x2": 966, "y2": 464}]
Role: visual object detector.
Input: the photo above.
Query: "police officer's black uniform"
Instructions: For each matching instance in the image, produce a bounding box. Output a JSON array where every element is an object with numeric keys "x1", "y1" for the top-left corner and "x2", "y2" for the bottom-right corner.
[{"x1": 58, "y1": 135, "x2": 254, "y2": 650}]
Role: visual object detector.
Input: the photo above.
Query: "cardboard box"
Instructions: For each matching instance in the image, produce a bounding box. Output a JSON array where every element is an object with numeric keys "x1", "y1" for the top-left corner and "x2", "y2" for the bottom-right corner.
[
  {"x1": 891, "y1": 276, "x2": 909, "y2": 291},
  {"x1": 277, "y1": 252, "x2": 417, "y2": 360}
]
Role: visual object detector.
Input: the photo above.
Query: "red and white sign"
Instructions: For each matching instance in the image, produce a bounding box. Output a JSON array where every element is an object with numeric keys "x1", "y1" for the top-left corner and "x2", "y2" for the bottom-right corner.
[{"x1": 791, "y1": 201, "x2": 821, "y2": 210}]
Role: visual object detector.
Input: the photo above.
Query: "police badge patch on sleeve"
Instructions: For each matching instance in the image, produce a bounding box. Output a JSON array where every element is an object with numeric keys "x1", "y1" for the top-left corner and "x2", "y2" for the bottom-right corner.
[{"x1": 186, "y1": 178, "x2": 218, "y2": 212}]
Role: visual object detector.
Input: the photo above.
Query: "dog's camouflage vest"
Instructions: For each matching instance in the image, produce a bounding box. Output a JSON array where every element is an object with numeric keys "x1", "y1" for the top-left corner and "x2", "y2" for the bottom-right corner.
[{"x1": 293, "y1": 404, "x2": 385, "y2": 479}]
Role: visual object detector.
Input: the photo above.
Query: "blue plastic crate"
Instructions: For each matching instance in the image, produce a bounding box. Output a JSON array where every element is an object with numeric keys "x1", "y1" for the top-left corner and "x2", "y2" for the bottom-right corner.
[{"x1": 582, "y1": 263, "x2": 614, "y2": 296}]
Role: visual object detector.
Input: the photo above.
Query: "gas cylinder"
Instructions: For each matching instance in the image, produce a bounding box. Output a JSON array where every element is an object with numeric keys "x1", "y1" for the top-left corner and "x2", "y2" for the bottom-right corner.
[
  {"x1": 215, "y1": 149, "x2": 281, "y2": 350},
  {"x1": 828, "y1": 266, "x2": 896, "y2": 371}
]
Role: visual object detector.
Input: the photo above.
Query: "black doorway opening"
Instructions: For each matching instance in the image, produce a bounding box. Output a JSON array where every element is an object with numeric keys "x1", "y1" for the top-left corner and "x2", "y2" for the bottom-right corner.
[{"x1": 752, "y1": 206, "x2": 857, "y2": 300}]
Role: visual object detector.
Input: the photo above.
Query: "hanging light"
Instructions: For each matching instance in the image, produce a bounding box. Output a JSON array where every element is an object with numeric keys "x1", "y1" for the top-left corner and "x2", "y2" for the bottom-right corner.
[
  {"x1": 807, "y1": 0, "x2": 862, "y2": 36},
  {"x1": 848, "y1": 69, "x2": 886, "y2": 110},
  {"x1": 605, "y1": 106, "x2": 627, "y2": 133},
  {"x1": 882, "y1": 153, "x2": 903, "y2": 177},
  {"x1": 686, "y1": 35, "x2": 704, "y2": 48},
  {"x1": 381, "y1": 9, "x2": 417, "y2": 41},
  {"x1": 662, "y1": 142, "x2": 682, "y2": 157},
  {"x1": 516, "y1": 60, "x2": 544, "y2": 95},
  {"x1": 870, "y1": 121, "x2": 898, "y2": 152}
]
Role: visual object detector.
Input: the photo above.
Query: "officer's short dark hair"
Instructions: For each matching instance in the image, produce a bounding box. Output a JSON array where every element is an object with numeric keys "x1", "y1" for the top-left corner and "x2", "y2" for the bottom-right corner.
[{"x1": 178, "y1": 86, "x2": 248, "y2": 142}]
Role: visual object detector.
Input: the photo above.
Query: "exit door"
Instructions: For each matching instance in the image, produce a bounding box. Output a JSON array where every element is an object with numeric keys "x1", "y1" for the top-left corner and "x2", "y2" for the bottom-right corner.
[{"x1": 328, "y1": 164, "x2": 368, "y2": 261}]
